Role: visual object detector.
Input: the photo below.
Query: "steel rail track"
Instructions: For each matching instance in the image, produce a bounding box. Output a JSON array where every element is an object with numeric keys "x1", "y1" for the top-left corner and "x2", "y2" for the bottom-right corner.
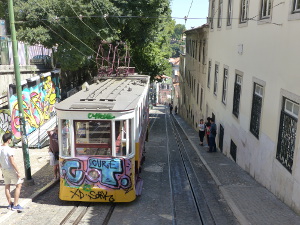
[{"x1": 168, "y1": 113, "x2": 216, "y2": 225}]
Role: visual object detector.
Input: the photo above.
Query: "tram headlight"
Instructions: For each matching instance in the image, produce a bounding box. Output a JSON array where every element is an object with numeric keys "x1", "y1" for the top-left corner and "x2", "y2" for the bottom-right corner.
[{"x1": 88, "y1": 170, "x2": 99, "y2": 180}]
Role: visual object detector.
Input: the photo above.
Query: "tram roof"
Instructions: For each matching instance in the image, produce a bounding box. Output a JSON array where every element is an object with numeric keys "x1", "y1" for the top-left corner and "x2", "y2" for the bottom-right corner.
[{"x1": 55, "y1": 74, "x2": 150, "y2": 112}]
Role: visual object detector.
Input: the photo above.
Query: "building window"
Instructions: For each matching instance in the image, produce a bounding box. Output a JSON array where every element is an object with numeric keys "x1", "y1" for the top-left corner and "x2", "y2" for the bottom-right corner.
[
  {"x1": 202, "y1": 40, "x2": 206, "y2": 65},
  {"x1": 261, "y1": 0, "x2": 272, "y2": 19},
  {"x1": 222, "y1": 68, "x2": 228, "y2": 104},
  {"x1": 232, "y1": 74, "x2": 242, "y2": 118},
  {"x1": 219, "y1": 124, "x2": 224, "y2": 152},
  {"x1": 199, "y1": 41, "x2": 201, "y2": 62},
  {"x1": 240, "y1": 0, "x2": 249, "y2": 23},
  {"x1": 210, "y1": 0, "x2": 215, "y2": 29},
  {"x1": 250, "y1": 83, "x2": 263, "y2": 139},
  {"x1": 207, "y1": 61, "x2": 211, "y2": 88},
  {"x1": 276, "y1": 98, "x2": 299, "y2": 173},
  {"x1": 200, "y1": 88, "x2": 203, "y2": 110},
  {"x1": 214, "y1": 64, "x2": 219, "y2": 95},
  {"x1": 230, "y1": 140, "x2": 237, "y2": 162},
  {"x1": 293, "y1": 0, "x2": 300, "y2": 13},
  {"x1": 197, "y1": 83, "x2": 199, "y2": 104},
  {"x1": 218, "y1": 0, "x2": 223, "y2": 28},
  {"x1": 227, "y1": 0, "x2": 233, "y2": 26}
]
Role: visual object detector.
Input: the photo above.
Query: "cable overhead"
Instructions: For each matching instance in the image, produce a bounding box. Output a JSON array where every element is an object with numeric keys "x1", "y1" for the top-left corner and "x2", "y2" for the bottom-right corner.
[
  {"x1": 30, "y1": 0, "x2": 98, "y2": 56},
  {"x1": 42, "y1": 21, "x2": 97, "y2": 64},
  {"x1": 68, "y1": 3, "x2": 104, "y2": 39}
]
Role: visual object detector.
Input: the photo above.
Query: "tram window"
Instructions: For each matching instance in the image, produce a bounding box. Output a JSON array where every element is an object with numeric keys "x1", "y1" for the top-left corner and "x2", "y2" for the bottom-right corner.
[
  {"x1": 115, "y1": 120, "x2": 132, "y2": 156},
  {"x1": 75, "y1": 121, "x2": 111, "y2": 144},
  {"x1": 74, "y1": 121, "x2": 111, "y2": 156},
  {"x1": 61, "y1": 119, "x2": 71, "y2": 157}
]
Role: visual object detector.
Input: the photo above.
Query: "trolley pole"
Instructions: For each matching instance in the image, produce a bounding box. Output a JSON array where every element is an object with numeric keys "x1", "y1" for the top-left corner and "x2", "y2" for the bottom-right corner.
[{"x1": 8, "y1": 0, "x2": 33, "y2": 183}]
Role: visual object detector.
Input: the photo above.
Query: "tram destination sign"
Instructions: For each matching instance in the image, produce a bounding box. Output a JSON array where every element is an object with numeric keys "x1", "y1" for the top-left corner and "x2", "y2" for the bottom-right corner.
[{"x1": 88, "y1": 113, "x2": 115, "y2": 119}]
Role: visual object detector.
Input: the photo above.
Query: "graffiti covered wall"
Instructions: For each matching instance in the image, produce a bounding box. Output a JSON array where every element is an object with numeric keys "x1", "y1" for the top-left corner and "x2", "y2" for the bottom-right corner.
[
  {"x1": 60, "y1": 157, "x2": 135, "y2": 202},
  {"x1": 9, "y1": 75, "x2": 58, "y2": 139},
  {"x1": 0, "y1": 109, "x2": 11, "y2": 143}
]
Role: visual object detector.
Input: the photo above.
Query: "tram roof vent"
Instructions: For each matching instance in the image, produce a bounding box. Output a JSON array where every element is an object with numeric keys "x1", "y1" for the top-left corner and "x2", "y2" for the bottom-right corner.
[
  {"x1": 70, "y1": 102, "x2": 115, "y2": 109},
  {"x1": 80, "y1": 99, "x2": 96, "y2": 101}
]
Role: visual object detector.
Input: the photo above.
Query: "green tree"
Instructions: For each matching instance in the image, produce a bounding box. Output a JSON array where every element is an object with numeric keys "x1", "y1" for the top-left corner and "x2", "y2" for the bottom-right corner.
[
  {"x1": 5, "y1": 0, "x2": 173, "y2": 83},
  {"x1": 172, "y1": 23, "x2": 186, "y2": 41}
]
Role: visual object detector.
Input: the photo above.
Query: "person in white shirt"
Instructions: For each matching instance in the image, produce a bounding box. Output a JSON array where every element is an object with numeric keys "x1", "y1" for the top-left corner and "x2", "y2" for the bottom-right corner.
[
  {"x1": 0, "y1": 133, "x2": 23, "y2": 211},
  {"x1": 198, "y1": 119, "x2": 206, "y2": 146}
]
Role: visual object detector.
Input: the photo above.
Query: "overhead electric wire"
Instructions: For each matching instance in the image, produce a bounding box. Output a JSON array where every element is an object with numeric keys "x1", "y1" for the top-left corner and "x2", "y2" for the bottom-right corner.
[
  {"x1": 30, "y1": 0, "x2": 98, "y2": 56},
  {"x1": 42, "y1": 21, "x2": 97, "y2": 64},
  {"x1": 68, "y1": 3, "x2": 104, "y2": 39}
]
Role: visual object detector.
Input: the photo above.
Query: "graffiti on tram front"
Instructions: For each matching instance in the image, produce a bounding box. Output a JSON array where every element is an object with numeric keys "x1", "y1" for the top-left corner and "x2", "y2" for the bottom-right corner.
[
  {"x1": 70, "y1": 188, "x2": 115, "y2": 202},
  {"x1": 61, "y1": 157, "x2": 132, "y2": 191}
]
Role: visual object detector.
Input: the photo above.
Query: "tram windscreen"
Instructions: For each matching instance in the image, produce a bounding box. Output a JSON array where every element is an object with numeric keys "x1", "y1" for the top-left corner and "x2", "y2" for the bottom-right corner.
[{"x1": 74, "y1": 121, "x2": 111, "y2": 156}]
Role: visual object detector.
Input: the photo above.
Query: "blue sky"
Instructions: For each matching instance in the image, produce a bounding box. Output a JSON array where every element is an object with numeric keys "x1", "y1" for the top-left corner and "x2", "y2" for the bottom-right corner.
[{"x1": 170, "y1": 0, "x2": 209, "y2": 30}]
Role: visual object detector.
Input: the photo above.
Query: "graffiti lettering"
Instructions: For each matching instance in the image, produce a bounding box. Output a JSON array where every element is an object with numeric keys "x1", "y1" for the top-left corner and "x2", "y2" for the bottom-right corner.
[
  {"x1": 0, "y1": 110, "x2": 11, "y2": 135},
  {"x1": 87, "y1": 113, "x2": 115, "y2": 119},
  {"x1": 87, "y1": 190, "x2": 115, "y2": 202},
  {"x1": 89, "y1": 158, "x2": 122, "y2": 186},
  {"x1": 9, "y1": 76, "x2": 58, "y2": 139},
  {"x1": 61, "y1": 157, "x2": 132, "y2": 190},
  {"x1": 70, "y1": 188, "x2": 85, "y2": 199},
  {"x1": 61, "y1": 160, "x2": 84, "y2": 184}
]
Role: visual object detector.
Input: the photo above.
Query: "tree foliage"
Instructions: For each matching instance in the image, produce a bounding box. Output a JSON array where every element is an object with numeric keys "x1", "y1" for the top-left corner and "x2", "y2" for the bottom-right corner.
[{"x1": 4, "y1": 0, "x2": 174, "y2": 82}]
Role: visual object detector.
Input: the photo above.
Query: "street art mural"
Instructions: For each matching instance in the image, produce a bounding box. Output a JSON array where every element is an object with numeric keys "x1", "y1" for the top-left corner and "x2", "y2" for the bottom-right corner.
[
  {"x1": 9, "y1": 75, "x2": 58, "y2": 139},
  {"x1": 60, "y1": 157, "x2": 133, "y2": 202},
  {"x1": 0, "y1": 109, "x2": 12, "y2": 136}
]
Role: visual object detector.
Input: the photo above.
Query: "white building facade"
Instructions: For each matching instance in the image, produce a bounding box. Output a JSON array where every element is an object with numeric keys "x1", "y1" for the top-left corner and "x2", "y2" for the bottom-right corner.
[{"x1": 205, "y1": 0, "x2": 300, "y2": 213}]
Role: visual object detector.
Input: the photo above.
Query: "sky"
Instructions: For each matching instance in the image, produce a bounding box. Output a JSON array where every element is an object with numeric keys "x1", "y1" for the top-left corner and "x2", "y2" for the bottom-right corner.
[{"x1": 170, "y1": 0, "x2": 209, "y2": 30}]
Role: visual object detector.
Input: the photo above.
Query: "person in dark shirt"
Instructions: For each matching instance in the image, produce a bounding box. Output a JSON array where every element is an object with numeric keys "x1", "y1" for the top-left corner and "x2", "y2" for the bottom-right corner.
[
  {"x1": 47, "y1": 126, "x2": 59, "y2": 180},
  {"x1": 208, "y1": 118, "x2": 217, "y2": 152}
]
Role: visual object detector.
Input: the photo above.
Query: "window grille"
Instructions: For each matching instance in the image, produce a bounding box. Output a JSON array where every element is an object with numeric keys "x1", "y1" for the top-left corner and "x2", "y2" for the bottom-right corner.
[
  {"x1": 219, "y1": 124, "x2": 224, "y2": 152},
  {"x1": 227, "y1": 0, "x2": 233, "y2": 26},
  {"x1": 210, "y1": 0, "x2": 215, "y2": 29},
  {"x1": 232, "y1": 75, "x2": 242, "y2": 118},
  {"x1": 207, "y1": 61, "x2": 211, "y2": 88},
  {"x1": 240, "y1": 0, "x2": 249, "y2": 23},
  {"x1": 276, "y1": 98, "x2": 298, "y2": 173},
  {"x1": 218, "y1": 0, "x2": 223, "y2": 28},
  {"x1": 222, "y1": 68, "x2": 228, "y2": 104},
  {"x1": 261, "y1": 0, "x2": 272, "y2": 19},
  {"x1": 214, "y1": 64, "x2": 219, "y2": 95},
  {"x1": 293, "y1": 0, "x2": 300, "y2": 13},
  {"x1": 250, "y1": 83, "x2": 263, "y2": 139},
  {"x1": 230, "y1": 140, "x2": 237, "y2": 162}
]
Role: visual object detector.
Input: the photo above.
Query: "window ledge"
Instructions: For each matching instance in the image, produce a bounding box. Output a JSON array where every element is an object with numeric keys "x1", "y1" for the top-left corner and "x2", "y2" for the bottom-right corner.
[{"x1": 288, "y1": 12, "x2": 300, "y2": 21}]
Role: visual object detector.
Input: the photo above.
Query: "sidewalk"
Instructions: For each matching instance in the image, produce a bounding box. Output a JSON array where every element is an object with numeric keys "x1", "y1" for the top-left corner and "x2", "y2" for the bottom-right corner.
[
  {"x1": 174, "y1": 114, "x2": 300, "y2": 225},
  {"x1": 0, "y1": 146, "x2": 57, "y2": 222}
]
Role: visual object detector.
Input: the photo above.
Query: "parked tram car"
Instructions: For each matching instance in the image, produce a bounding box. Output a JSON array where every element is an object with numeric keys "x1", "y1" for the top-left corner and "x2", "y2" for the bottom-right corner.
[{"x1": 55, "y1": 74, "x2": 150, "y2": 202}]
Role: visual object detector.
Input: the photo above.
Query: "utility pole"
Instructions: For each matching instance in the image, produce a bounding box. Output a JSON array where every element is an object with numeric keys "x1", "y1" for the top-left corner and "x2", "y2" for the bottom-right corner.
[{"x1": 8, "y1": 0, "x2": 33, "y2": 183}]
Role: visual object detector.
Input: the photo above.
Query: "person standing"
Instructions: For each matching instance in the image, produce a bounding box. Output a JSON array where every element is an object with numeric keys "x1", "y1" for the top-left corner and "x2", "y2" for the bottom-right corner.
[
  {"x1": 0, "y1": 133, "x2": 24, "y2": 211},
  {"x1": 208, "y1": 118, "x2": 217, "y2": 152},
  {"x1": 198, "y1": 119, "x2": 206, "y2": 146},
  {"x1": 169, "y1": 103, "x2": 173, "y2": 114},
  {"x1": 174, "y1": 105, "x2": 178, "y2": 115},
  {"x1": 47, "y1": 126, "x2": 59, "y2": 180},
  {"x1": 205, "y1": 117, "x2": 211, "y2": 147}
]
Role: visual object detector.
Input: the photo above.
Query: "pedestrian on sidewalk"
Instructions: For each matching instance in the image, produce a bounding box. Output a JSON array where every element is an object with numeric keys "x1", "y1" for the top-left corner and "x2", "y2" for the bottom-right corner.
[
  {"x1": 169, "y1": 103, "x2": 173, "y2": 114},
  {"x1": 0, "y1": 133, "x2": 24, "y2": 211},
  {"x1": 205, "y1": 117, "x2": 211, "y2": 146},
  {"x1": 198, "y1": 119, "x2": 206, "y2": 146},
  {"x1": 47, "y1": 126, "x2": 59, "y2": 180},
  {"x1": 174, "y1": 105, "x2": 178, "y2": 115},
  {"x1": 208, "y1": 118, "x2": 217, "y2": 152}
]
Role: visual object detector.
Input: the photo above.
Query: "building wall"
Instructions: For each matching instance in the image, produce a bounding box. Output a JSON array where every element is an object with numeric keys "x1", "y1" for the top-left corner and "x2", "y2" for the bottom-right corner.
[
  {"x1": 205, "y1": 0, "x2": 300, "y2": 213},
  {"x1": 180, "y1": 26, "x2": 208, "y2": 130}
]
